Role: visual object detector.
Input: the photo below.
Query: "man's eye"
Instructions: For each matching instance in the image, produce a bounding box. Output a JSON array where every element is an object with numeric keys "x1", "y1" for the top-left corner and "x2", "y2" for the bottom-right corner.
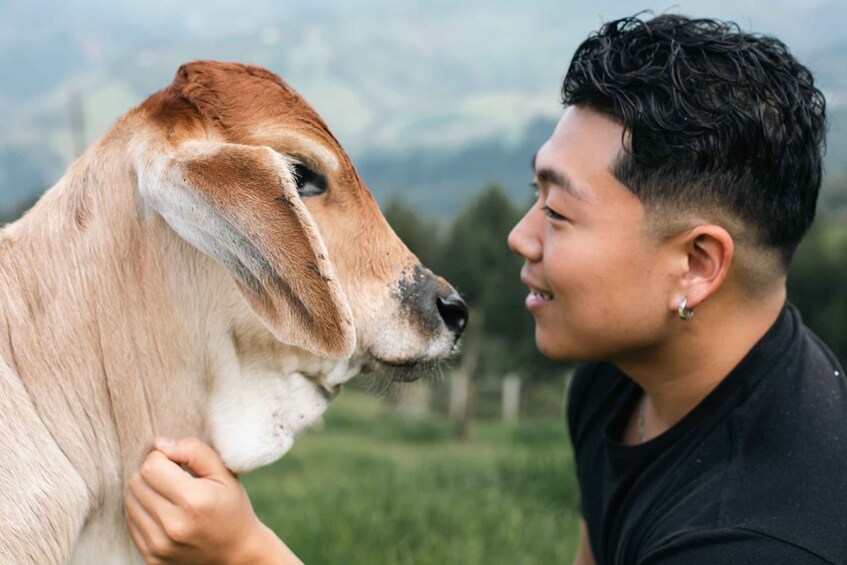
[
  {"x1": 293, "y1": 164, "x2": 327, "y2": 197},
  {"x1": 543, "y1": 206, "x2": 567, "y2": 221}
]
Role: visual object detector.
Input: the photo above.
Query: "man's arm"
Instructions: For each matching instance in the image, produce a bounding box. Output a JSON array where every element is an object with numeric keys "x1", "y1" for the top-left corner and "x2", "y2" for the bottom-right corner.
[{"x1": 573, "y1": 518, "x2": 596, "y2": 565}]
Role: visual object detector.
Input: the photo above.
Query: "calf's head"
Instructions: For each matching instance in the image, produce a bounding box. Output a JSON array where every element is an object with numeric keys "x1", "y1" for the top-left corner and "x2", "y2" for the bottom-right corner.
[{"x1": 135, "y1": 61, "x2": 467, "y2": 384}]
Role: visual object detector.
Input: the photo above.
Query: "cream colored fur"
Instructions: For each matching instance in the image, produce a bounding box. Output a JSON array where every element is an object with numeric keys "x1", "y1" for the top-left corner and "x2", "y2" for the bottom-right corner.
[{"x1": 0, "y1": 62, "x2": 460, "y2": 564}]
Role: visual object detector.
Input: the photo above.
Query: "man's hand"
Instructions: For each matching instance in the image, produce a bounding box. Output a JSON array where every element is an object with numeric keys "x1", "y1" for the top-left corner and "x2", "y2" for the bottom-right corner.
[{"x1": 124, "y1": 437, "x2": 301, "y2": 565}]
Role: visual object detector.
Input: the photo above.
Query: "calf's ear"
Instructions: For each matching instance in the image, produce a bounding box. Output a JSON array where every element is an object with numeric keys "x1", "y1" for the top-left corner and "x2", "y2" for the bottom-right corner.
[{"x1": 138, "y1": 141, "x2": 355, "y2": 358}]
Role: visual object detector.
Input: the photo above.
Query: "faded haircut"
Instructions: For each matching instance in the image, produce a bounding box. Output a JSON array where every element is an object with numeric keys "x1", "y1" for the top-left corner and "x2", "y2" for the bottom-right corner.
[{"x1": 561, "y1": 14, "x2": 827, "y2": 271}]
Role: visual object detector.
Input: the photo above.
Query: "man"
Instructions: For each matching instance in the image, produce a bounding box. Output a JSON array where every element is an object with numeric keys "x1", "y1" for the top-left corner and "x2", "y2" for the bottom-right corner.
[
  {"x1": 126, "y1": 14, "x2": 845, "y2": 564},
  {"x1": 508, "y1": 14, "x2": 843, "y2": 564}
]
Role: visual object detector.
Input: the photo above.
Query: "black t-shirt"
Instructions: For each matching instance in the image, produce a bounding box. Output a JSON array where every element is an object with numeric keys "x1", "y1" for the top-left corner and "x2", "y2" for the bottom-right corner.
[{"x1": 567, "y1": 303, "x2": 847, "y2": 564}]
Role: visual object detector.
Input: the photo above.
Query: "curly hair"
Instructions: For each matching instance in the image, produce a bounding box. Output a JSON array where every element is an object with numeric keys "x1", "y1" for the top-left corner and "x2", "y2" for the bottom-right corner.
[{"x1": 562, "y1": 14, "x2": 827, "y2": 267}]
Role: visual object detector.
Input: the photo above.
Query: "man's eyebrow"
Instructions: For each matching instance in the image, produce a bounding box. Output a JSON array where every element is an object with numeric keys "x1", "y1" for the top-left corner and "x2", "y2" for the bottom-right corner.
[{"x1": 530, "y1": 152, "x2": 585, "y2": 200}]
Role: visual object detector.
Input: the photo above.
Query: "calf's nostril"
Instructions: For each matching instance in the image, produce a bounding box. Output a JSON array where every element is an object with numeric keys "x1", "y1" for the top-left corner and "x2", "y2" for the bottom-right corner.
[{"x1": 436, "y1": 291, "x2": 469, "y2": 337}]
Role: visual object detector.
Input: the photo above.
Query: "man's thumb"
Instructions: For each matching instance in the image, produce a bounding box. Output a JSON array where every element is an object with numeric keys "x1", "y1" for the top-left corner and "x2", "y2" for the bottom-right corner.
[{"x1": 154, "y1": 436, "x2": 230, "y2": 479}]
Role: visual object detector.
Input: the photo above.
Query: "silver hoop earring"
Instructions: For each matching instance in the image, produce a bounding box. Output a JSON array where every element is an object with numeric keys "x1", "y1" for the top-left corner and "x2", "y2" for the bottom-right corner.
[{"x1": 678, "y1": 298, "x2": 695, "y2": 321}]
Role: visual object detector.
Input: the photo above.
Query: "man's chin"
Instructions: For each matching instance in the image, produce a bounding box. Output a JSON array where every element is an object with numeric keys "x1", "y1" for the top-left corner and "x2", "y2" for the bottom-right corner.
[{"x1": 535, "y1": 331, "x2": 595, "y2": 363}]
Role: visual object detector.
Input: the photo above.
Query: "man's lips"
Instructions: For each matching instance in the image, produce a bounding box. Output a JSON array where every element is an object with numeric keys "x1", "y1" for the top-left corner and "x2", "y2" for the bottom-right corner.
[
  {"x1": 528, "y1": 289, "x2": 553, "y2": 299},
  {"x1": 521, "y1": 273, "x2": 553, "y2": 309},
  {"x1": 525, "y1": 290, "x2": 553, "y2": 310}
]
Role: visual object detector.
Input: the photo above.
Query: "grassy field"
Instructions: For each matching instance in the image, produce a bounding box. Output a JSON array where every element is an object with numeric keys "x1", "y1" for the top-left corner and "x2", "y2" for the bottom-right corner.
[{"x1": 242, "y1": 388, "x2": 580, "y2": 564}]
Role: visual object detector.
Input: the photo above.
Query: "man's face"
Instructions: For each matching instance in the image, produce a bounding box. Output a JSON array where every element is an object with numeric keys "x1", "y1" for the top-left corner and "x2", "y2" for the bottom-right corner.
[{"x1": 508, "y1": 106, "x2": 677, "y2": 362}]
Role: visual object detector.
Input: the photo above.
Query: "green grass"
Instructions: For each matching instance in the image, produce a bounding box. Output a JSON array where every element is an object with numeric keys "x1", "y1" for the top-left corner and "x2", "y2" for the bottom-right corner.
[{"x1": 242, "y1": 389, "x2": 580, "y2": 564}]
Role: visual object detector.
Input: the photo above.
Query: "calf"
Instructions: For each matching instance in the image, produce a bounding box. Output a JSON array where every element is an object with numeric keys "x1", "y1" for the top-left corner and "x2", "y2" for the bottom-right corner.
[{"x1": 0, "y1": 61, "x2": 466, "y2": 563}]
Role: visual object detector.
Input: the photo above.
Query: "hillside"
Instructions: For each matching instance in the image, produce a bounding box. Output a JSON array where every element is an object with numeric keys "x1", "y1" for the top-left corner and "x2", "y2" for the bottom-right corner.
[{"x1": 1, "y1": 1, "x2": 846, "y2": 218}]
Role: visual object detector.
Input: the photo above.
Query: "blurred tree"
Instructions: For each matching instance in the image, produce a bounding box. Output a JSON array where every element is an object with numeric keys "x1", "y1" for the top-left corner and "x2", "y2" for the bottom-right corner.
[
  {"x1": 439, "y1": 185, "x2": 521, "y2": 309},
  {"x1": 820, "y1": 175, "x2": 847, "y2": 225},
  {"x1": 788, "y1": 217, "x2": 847, "y2": 365},
  {"x1": 383, "y1": 198, "x2": 444, "y2": 271},
  {"x1": 438, "y1": 184, "x2": 564, "y2": 381}
]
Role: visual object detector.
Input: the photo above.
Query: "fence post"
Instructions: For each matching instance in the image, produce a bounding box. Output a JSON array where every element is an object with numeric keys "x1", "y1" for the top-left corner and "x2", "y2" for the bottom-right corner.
[
  {"x1": 502, "y1": 373, "x2": 521, "y2": 423},
  {"x1": 449, "y1": 370, "x2": 468, "y2": 421},
  {"x1": 393, "y1": 380, "x2": 431, "y2": 418},
  {"x1": 450, "y1": 346, "x2": 478, "y2": 442}
]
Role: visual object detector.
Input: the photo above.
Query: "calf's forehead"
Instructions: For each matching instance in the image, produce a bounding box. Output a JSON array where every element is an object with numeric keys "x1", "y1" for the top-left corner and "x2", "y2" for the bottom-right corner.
[
  {"x1": 188, "y1": 66, "x2": 347, "y2": 173},
  {"x1": 177, "y1": 64, "x2": 331, "y2": 131}
]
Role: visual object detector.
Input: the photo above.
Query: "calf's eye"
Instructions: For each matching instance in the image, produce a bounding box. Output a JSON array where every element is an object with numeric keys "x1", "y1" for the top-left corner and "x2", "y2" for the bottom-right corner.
[{"x1": 292, "y1": 164, "x2": 327, "y2": 197}]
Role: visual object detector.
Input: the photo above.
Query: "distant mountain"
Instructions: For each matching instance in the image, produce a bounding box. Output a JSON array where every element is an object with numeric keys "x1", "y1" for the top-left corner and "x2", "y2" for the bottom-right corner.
[
  {"x1": 1, "y1": 0, "x2": 846, "y2": 218},
  {"x1": 358, "y1": 111, "x2": 847, "y2": 219},
  {"x1": 357, "y1": 117, "x2": 553, "y2": 217},
  {"x1": 3, "y1": 108, "x2": 846, "y2": 223},
  {"x1": 826, "y1": 106, "x2": 847, "y2": 175}
]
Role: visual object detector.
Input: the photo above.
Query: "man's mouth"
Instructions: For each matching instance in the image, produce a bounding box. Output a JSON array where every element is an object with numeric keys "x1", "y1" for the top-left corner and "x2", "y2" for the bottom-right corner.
[
  {"x1": 520, "y1": 272, "x2": 553, "y2": 303},
  {"x1": 525, "y1": 287, "x2": 554, "y2": 310}
]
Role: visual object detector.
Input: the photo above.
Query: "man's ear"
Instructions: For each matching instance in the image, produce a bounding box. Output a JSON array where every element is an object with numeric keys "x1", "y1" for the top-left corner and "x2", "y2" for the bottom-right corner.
[
  {"x1": 137, "y1": 140, "x2": 355, "y2": 358},
  {"x1": 672, "y1": 224, "x2": 734, "y2": 311}
]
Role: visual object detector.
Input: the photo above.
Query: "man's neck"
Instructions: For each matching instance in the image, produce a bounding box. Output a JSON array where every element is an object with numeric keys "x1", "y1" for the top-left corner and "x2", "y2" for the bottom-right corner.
[{"x1": 618, "y1": 288, "x2": 786, "y2": 439}]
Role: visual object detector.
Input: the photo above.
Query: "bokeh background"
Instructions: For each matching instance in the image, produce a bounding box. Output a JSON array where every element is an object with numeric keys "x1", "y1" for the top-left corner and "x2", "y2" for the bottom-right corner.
[{"x1": 2, "y1": 1, "x2": 845, "y2": 563}]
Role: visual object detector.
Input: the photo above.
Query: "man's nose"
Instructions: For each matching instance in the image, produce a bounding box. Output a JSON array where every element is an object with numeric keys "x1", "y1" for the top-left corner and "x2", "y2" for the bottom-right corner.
[{"x1": 507, "y1": 211, "x2": 542, "y2": 262}]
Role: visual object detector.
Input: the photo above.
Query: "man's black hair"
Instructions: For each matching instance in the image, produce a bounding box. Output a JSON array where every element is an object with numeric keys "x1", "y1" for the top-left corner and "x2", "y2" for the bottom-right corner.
[{"x1": 562, "y1": 14, "x2": 826, "y2": 267}]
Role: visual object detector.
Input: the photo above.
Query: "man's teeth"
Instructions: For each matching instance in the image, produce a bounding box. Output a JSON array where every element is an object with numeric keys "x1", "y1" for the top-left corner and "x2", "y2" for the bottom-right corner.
[{"x1": 532, "y1": 291, "x2": 553, "y2": 300}]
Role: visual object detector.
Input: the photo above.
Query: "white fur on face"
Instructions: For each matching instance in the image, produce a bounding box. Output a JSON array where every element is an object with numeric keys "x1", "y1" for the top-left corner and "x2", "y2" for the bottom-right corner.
[
  {"x1": 362, "y1": 311, "x2": 456, "y2": 365},
  {"x1": 345, "y1": 275, "x2": 458, "y2": 367},
  {"x1": 207, "y1": 356, "x2": 361, "y2": 473}
]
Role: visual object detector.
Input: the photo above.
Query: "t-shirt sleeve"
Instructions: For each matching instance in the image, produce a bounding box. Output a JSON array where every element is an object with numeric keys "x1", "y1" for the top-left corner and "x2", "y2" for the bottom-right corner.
[{"x1": 639, "y1": 528, "x2": 831, "y2": 565}]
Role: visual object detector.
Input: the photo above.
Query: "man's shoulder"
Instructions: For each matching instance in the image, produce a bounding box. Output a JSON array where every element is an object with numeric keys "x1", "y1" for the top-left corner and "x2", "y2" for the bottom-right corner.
[
  {"x1": 693, "y1": 319, "x2": 847, "y2": 563},
  {"x1": 742, "y1": 314, "x2": 847, "y2": 447},
  {"x1": 640, "y1": 527, "x2": 833, "y2": 565}
]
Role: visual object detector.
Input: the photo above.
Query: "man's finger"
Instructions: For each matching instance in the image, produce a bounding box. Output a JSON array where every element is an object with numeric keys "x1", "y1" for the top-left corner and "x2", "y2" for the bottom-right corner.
[
  {"x1": 127, "y1": 517, "x2": 150, "y2": 558},
  {"x1": 130, "y1": 457, "x2": 192, "y2": 521},
  {"x1": 136, "y1": 450, "x2": 200, "y2": 506},
  {"x1": 124, "y1": 488, "x2": 164, "y2": 552},
  {"x1": 154, "y1": 437, "x2": 232, "y2": 481}
]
